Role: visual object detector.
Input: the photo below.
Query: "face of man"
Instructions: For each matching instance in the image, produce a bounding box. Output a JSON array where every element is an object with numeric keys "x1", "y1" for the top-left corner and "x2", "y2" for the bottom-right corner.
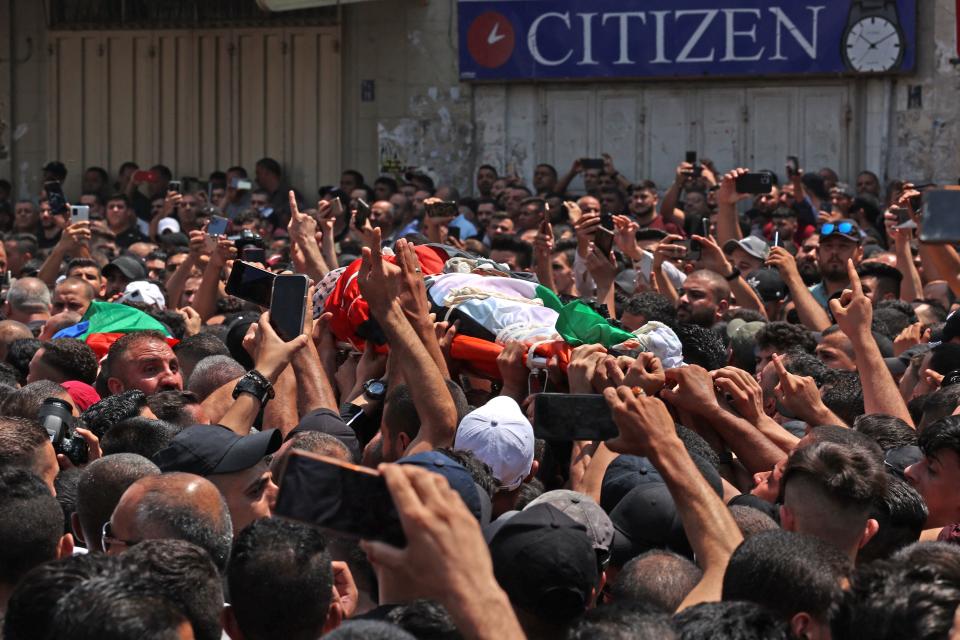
[
  {"x1": 83, "y1": 170, "x2": 106, "y2": 194},
  {"x1": 551, "y1": 252, "x2": 575, "y2": 295},
  {"x1": 177, "y1": 195, "x2": 200, "y2": 226},
  {"x1": 491, "y1": 179, "x2": 508, "y2": 201},
  {"x1": 533, "y1": 165, "x2": 556, "y2": 193},
  {"x1": 817, "y1": 236, "x2": 861, "y2": 282},
  {"x1": 517, "y1": 202, "x2": 542, "y2": 231},
  {"x1": 412, "y1": 191, "x2": 430, "y2": 217},
  {"x1": 831, "y1": 191, "x2": 853, "y2": 214},
  {"x1": 729, "y1": 247, "x2": 764, "y2": 276},
  {"x1": 14, "y1": 202, "x2": 38, "y2": 232},
  {"x1": 52, "y1": 282, "x2": 93, "y2": 315},
  {"x1": 40, "y1": 201, "x2": 67, "y2": 232},
  {"x1": 754, "y1": 190, "x2": 779, "y2": 215},
  {"x1": 819, "y1": 169, "x2": 838, "y2": 192},
  {"x1": 815, "y1": 331, "x2": 857, "y2": 371},
  {"x1": 250, "y1": 193, "x2": 269, "y2": 212},
  {"x1": 773, "y1": 215, "x2": 798, "y2": 240},
  {"x1": 856, "y1": 173, "x2": 880, "y2": 196},
  {"x1": 208, "y1": 461, "x2": 278, "y2": 534},
  {"x1": 676, "y1": 274, "x2": 724, "y2": 327},
  {"x1": 751, "y1": 457, "x2": 787, "y2": 503},
  {"x1": 629, "y1": 189, "x2": 657, "y2": 218},
  {"x1": 490, "y1": 249, "x2": 520, "y2": 271},
  {"x1": 3, "y1": 240, "x2": 30, "y2": 276},
  {"x1": 684, "y1": 192, "x2": 709, "y2": 217},
  {"x1": 145, "y1": 258, "x2": 166, "y2": 282},
  {"x1": 504, "y1": 189, "x2": 526, "y2": 216},
  {"x1": 477, "y1": 167, "x2": 497, "y2": 195},
  {"x1": 489, "y1": 218, "x2": 514, "y2": 240},
  {"x1": 577, "y1": 196, "x2": 601, "y2": 217},
  {"x1": 68, "y1": 266, "x2": 103, "y2": 293},
  {"x1": 905, "y1": 449, "x2": 960, "y2": 528},
  {"x1": 181, "y1": 277, "x2": 202, "y2": 308},
  {"x1": 105, "y1": 271, "x2": 131, "y2": 299},
  {"x1": 583, "y1": 169, "x2": 602, "y2": 193},
  {"x1": 476, "y1": 202, "x2": 496, "y2": 229},
  {"x1": 340, "y1": 172, "x2": 360, "y2": 194},
  {"x1": 778, "y1": 185, "x2": 796, "y2": 209},
  {"x1": 370, "y1": 201, "x2": 395, "y2": 230},
  {"x1": 106, "y1": 199, "x2": 131, "y2": 230},
  {"x1": 108, "y1": 338, "x2": 183, "y2": 395}
]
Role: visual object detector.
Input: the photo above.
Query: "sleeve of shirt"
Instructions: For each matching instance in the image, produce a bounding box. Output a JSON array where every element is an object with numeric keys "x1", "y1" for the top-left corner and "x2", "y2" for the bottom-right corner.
[{"x1": 573, "y1": 251, "x2": 596, "y2": 299}]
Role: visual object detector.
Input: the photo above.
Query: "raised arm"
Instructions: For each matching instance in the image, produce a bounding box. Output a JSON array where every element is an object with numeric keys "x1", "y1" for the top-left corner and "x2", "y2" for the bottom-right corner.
[
  {"x1": 766, "y1": 246, "x2": 831, "y2": 331},
  {"x1": 194, "y1": 236, "x2": 233, "y2": 321},
  {"x1": 38, "y1": 221, "x2": 92, "y2": 286},
  {"x1": 603, "y1": 387, "x2": 742, "y2": 611},
  {"x1": 287, "y1": 190, "x2": 330, "y2": 281},
  {"x1": 715, "y1": 169, "x2": 749, "y2": 246},
  {"x1": 694, "y1": 234, "x2": 766, "y2": 317}
]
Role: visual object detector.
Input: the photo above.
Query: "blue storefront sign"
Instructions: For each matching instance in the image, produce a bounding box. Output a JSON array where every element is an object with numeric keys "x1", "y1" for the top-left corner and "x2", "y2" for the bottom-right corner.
[{"x1": 458, "y1": 0, "x2": 916, "y2": 80}]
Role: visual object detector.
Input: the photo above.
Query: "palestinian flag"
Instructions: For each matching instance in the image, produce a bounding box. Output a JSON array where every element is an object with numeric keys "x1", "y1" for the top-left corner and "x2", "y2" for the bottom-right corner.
[{"x1": 53, "y1": 300, "x2": 175, "y2": 358}]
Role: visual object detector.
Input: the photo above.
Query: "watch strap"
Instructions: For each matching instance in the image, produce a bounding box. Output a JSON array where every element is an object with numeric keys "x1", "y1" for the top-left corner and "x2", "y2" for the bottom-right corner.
[
  {"x1": 724, "y1": 267, "x2": 741, "y2": 282},
  {"x1": 232, "y1": 369, "x2": 275, "y2": 405}
]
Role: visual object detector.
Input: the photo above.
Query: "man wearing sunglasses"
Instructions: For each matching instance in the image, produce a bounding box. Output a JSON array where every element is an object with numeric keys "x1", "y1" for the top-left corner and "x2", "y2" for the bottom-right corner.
[{"x1": 809, "y1": 220, "x2": 864, "y2": 309}]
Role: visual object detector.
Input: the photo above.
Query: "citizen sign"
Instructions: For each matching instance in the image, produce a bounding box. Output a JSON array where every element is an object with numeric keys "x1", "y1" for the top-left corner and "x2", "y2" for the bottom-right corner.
[{"x1": 457, "y1": 0, "x2": 916, "y2": 80}]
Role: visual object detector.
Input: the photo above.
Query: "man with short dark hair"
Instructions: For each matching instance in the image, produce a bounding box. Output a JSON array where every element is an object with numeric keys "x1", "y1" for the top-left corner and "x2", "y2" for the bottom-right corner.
[
  {"x1": 105, "y1": 331, "x2": 183, "y2": 395},
  {"x1": 146, "y1": 390, "x2": 208, "y2": 426},
  {"x1": 4, "y1": 233, "x2": 38, "y2": 277},
  {"x1": 51, "y1": 277, "x2": 97, "y2": 316},
  {"x1": 476, "y1": 164, "x2": 498, "y2": 198},
  {"x1": 255, "y1": 157, "x2": 302, "y2": 228},
  {"x1": 225, "y1": 518, "x2": 342, "y2": 640},
  {"x1": 490, "y1": 236, "x2": 533, "y2": 271},
  {"x1": 905, "y1": 415, "x2": 960, "y2": 530},
  {"x1": 0, "y1": 416, "x2": 59, "y2": 495},
  {"x1": 105, "y1": 194, "x2": 147, "y2": 249},
  {"x1": 27, "y1": 338, "x2": 99, "y2": 385}
]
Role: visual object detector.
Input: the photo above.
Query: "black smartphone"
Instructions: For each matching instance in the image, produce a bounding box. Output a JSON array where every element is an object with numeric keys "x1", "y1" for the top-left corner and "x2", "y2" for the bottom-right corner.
[
  {"x1": 736, "y1": 172, "x2": 774, "y2": 194},
  {"x1": 447, "y1": 225, "x2": 461, "y2": 241},
  {"x1": 225, "y1": 261, "x2": 275, "y2": 307},
  {"x1": 168, "y1": 180, "x2": 182, "y2": 194},
  {"x1": 70, "y1": 205, "x2": 90, "y2": 223},
  {"x1": 425, "y1": 201, "x2": 459, "y2": 218},
  {"x1": 354, "y1": 198, "x2": 371, "y2": 230},
  {"x1": 274, "y1": 450, "x2": 406, "y2": 547},
  {"x1": 594, "y1": 211, "x2": 615, "y2": 255},
  {"x1": 786, "y1": 156, "x2": 799, "y2": 177},
  {"x1": 270, "y1": 274, "x2": 308, "y2": 341},
  {"x1": 687, "y1": 238, "x2": 702, "y2": 261},
  {"x1": 242, "y1": 246, "x2": 266, "y2": 263},
  {"x1": 920, "y1": 190, "x2": 960, "y2": 243},
  {"x1": 44, "y1": 181, "x2": 68, "y2": 215},
  {"x1": 581, "y1": 158, "x2": 605, "y2": 171},
  {"x1": 533, "y1": 393, "x2": 619, "y2": 441},
  {"x1": 207, "y1": 215, "x2": 229, "y2": 237},
  {"x1": 685, "y1": 151, "x2": 697, "y2": 165}
]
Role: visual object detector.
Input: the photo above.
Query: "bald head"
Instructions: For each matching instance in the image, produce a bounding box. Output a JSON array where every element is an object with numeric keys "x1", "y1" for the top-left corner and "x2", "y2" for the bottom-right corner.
[
  {"x1": 110, "y1": 472, "x2": 233, "y2": 571},
  {"x1": 0, "y1": 319, "x2": 34, "y2": 361}
]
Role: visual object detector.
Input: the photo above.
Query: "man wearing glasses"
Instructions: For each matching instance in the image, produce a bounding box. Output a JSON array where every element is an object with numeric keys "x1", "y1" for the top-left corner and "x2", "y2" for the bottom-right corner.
[{"x1": 808, "y1": 220, "x2": 864, "y2": 309}]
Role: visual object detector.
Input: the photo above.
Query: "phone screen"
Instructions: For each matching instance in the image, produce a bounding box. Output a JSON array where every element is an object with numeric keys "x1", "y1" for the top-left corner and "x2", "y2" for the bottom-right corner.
[
  {"x1": 275, "y1": 451, "x2": 406, "y2": 547},
  {"x1": 207, "y1": 215, "x2": 229, "y2": 237},
  {"x1": 355, "y1": 199, "x2": 371, "y2": 230},
  {"x1": 270, "y1": 274, "x2": 308, "y2": 342},
  {"x1": 920, "y1": 190, "x2": 960, "y2": 243},
  {"x1": 593, "y1": 211, "x2": 616, "y2": 255},
  {"x1": 685, "y1": 151, "x2": 697, "y2": 165},
  {"x1": 533, "y1": 394, "x2": 619, "y2": 441},
  {"x1": 687, "y1": 238, "x2": 702, "y2": 261},
  {"x1": 225, "y1": 261, "x2": 275, "y2": 307},
  {"x1": 70, "y1": 205, "x2": 90, "y2": 222},
  {"x1": 581, "y1": 158, "x2": 605, "y2": 171},
  {"x1": 44, "y1": 181, "x2": 68, "y2": 215},
  {"x1": 168, "y1": 180, "x2": 182, "y2": 194}
]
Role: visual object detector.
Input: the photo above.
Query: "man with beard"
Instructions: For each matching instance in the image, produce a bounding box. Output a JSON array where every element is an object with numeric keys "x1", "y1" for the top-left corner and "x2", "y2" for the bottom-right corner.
[
  {"x1": 104, "y1": 331, "x2": 183, "y2": 395},
  {"x1": 795, "y1": 233, "x2": 821, "y2": 286},
  {"x1": 476, "y1": 164, "x2": 497, "y2": 198},
  {"x1": 629, "y1": 182, "x2": 682, "y2": 235},
  {"x1": 676, "y1": 270, "x2": 730, "y2": 328}
]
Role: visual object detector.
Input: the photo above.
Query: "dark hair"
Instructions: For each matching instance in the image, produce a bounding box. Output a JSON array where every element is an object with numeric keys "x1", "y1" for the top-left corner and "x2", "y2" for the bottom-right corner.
[
  {"x1": 852, "y1": 414, "x2": 918, "y2": 450},
  {"x1": 755, "y1": 321, "x2": 816, "y2": 354},
  {"x1": 857, "y1": 262, "x2": 902, "y2": 301},
  {"x1": 324, "y1": 621, "x2": 416, "y2": 639},
  {"x1": 105, "y1": 330, "x2": 170, "y2": 377},
  {"x1": 5, "y1": 337, "x2": 42, "y2": 383},
  {"x1": 569, "y1": 604, "x2": 677, "y2": 640},
  {"x1": 675, "y1": 324, "x2": 727, "y2": 371},
  {"x1": 0, "y1": 380, "x2": 67, "y2": 419},
  {"x1": 873, "y1": 307, "x2": 914, "y2": 341},
  {"x1": 919, "y1": 415, "x2": 960, "y2": 458},
  {"x1": 146, "y1": 390, "x2": 202, "y2": 427},
  {"x1": 228, "y1": 518, "x2": 334, "y2": 640},
  {"x1": 66, "y1": 257, "x2": 102, "y2": 277},
  {"x1": 624, "y1": 292, "x2": 678, "y2": 327},
  {"x1": 255, "y1": 157, "x2": 282, "y2": 177},
  {"x1": 55, "y1": 467, "x2": 81, "y2": 535},
  {"x1": 673, "y1": 601, "x2": 789, "y2": 640},
  {"x1": 612, "y1": 550, "x2": 703, "y2": 612},
  {"x1": 384, "y1": 599, "x2": 460, "y2": 640},
  {"x1": 106, "y1": 193, "x2": 131, "y2": 207},
  {"x1": 38, "y1": 339, "x2": 99, "y2": 384},
  {"x1": 3, "y1": 554, "x2": 122, "y2": 640},
  {"x1": 76, "y1": 453, "x2": 159, "y2": 551},
  {"x1": 490, "y1": 236, "x2": 534, "y2": 269},
  {"x1": 0, "y1": 468, "x2": 64, "y2": 587},
  {"x1": 920, "y1": 384, "x2": 960, "y2": 428},
  {"x1": 289, "y1": 431, "x2": 353, "y2": 462},
  {"x1": 832, "y1": 542, "x2": 960, "y2": 640},
  {"x1": 341, "y1": 169, "x2": 365, "y2": 186},
  {"x1": 782, "y1": 349, "x2": 831, "y2": 384},
  {"x1": 929, "y1": 343, "x2": 960, "y2": 376},
  {"x1": 81, "y1": 390, "x2": 148, "y2": 439},
  {"x1": 50, "y1": 575, "x2": 189, "y2": 640},
  {"x1": 374, "y1": 176, "x2": 399, "y2": 195},
  {"x1": 513, "y1": 480, "x2": 543, "y2": 510},
  {"x1": 100, "y1": 416, "x2": 184, "y2": 459},
  {"x1": 0, "y1": 416, "x2": 49, "y2": 471},
  {"x1": 435, "y1": 447, "x2": 497, "y2": 499},
  {"x1": 784, "y1": 441, "x2": 887, "y2": 514},
  {"x1": 728, "y1": 505, "x2": 779, "y2": 538},
  {"x1": 6, "y1": 232, "x2": 39, "y2": 258},
  {"x1": 124, "y1": 539, "x2": 225, "y2": 640},
  {"x1": 174, "y1": 331, "x2": 230, "y2": 374},
  {"x1": 384, "y1": 380, "x2": 470, "y2": 441},
  {"x1": 723, "y1": 530, "x2": 851, "y2": 622},
  {"x1": 858, "y1": 476, "x2": 928, "y2": 563},
  {"x1": 820, "y1": 371, "x2": 865, "y2": 426}
]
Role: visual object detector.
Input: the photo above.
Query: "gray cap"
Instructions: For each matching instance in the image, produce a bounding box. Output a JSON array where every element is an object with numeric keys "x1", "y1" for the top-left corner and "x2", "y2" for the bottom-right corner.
[
  {"x1": 723, "y1": 236, "x2": 770, "y2": 261},
  {"x1": 525, "y1": 489, "x2": 615, "y2": 554}
]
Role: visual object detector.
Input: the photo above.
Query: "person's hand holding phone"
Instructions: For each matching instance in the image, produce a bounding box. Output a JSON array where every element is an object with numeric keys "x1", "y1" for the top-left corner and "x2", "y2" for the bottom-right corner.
[
  {"x1": 584, "y1": 242, "x2": 617, "y2": 293},
  {"x1": 602, "y1": 386, "x2": 681, "y2": 458},
  {"x1": 573, "y1": 212, "x2": 600, "y2": 257},
  {"x1": 188, "y1": 229, "x2": 210, "y2": 262},
  {"x1": 690, "y1": 233, "x2": 732, "y2": 277},
  {"x1": 247, "y1": 310, "x2": 309, "y2": 383},
  {"x1": 652, "y1": 234, "x2": 687, "y2": 270},
  {"x1": 209, "y1": 235, "x2": 236, "y2": 268},
  {"x1": 717, "y1": 169, "x2": 751, "y2": 206},
  {"x1": 161, "y1": 191, "x2": 182, "y2": 219},
  {"x1": 765, "y1": 245, "x2": 801, "y2": 286},
  {"x1": 613, "y1": 215, "x2": 642, "y2": 260},
  {"x1": 57, "y1": 220, "x2": 92, "y2": 252}
]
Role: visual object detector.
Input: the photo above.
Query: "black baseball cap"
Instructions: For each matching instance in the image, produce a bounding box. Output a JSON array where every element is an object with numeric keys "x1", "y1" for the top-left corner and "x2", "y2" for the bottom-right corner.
[
  {"x1": 609, "y1": 482, "x2": 691, "y2": 567},
  {"x1": 289, "y1": 408, "x2": 361, "y2": 462},
  {"x1": 103, "y1": 255, "x2": 147, "y2": 282},
  {"x1": 600, "y1": 454, "x2": 663, "y2": 513},
  {"x1": 943, "y1": 311, "x2": 960, "y2": 343},
  {"x1": 398, "y1": 451, "x2": 487, "y2": 523},
  {"x1": 152, "y1": 425, "x2": 282, "y2": 476},
  {"x1": 745, "y1": 268, "x2": 789, "y2": 303},
  {"x1": 487, "y1": 504, "x2": 598, "y2": 621}
]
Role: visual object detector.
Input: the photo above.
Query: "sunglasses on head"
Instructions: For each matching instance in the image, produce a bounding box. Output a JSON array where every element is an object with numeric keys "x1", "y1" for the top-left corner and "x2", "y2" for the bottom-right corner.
[{"x1": 820, "y1": 222, "x2": 855, "y2": 236}]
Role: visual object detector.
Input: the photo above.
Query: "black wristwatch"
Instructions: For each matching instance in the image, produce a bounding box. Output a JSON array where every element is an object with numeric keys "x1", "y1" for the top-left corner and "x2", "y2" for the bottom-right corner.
[
  {"x1": 363, "y1": 378, "x2": 387, "y2": 401},
  {"x1": 724, "y1": 267, "x2": 741, "y2": 282},
  {"x1": 232, "y1": 369, "x2": 275, "y2": 405}
]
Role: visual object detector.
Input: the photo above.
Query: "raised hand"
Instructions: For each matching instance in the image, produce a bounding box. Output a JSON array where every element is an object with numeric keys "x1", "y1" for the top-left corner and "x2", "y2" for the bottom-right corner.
[
  {"x1": 691, "y1": 233, "x2": 732, "y2": 277},
  {"x1": 717, "y1": 168, "x2": 750, "y2": 206},
  {"x1": 711, "y1": 366, "x2": 764, "y2": 424},
  {"x1": 602, "y1": 386, "x2": 680, "y2": 457},
  {"x1": 660, "y1": 365, "x2": 720, "y2": 416},
  {"x1": 567, "y1": 344, "x2": 608, "y2": 394},
  {"x1": 622, "y1": 352, "x2": 667, "y2": 397},
  {"x1": 247, "y1": 310, "x2": 308, "y2": 383},
  {"x1": 829, "y1": 259, "x2": 873, "y2": 341},
  {"x1": 613, "y1": 214, "x2": 642, "y2": 260},
  {"x1": 497, "y1": 341, "x2": 529, "y2": 400},
  {"x1": 357, "y1": 228, "x2": 402, "y2": 318}
]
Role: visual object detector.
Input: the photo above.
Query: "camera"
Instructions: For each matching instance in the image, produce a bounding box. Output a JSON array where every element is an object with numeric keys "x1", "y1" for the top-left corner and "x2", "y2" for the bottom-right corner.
[
  {"x1": 234, "y1": 229, "x2": 265, "y2": 252},
  {"x1": 39, "y1": 397, "x2": 87, "y2": 466}
]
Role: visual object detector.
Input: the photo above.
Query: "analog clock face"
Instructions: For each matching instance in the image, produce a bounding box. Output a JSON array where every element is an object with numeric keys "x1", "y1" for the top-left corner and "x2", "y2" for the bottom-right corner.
[{"x1": 845, "y1": 16, "x2": 903, "y2": 72}]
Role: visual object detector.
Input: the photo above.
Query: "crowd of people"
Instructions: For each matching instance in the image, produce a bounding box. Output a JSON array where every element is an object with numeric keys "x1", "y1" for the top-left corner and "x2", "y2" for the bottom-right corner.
[{"x1": 0, "y1": 151, "x2": 959, "y2": 640}]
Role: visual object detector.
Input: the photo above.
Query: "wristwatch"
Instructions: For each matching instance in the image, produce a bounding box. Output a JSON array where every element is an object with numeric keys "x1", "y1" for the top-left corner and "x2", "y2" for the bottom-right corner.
[
  {"x1": 724, "y1": 267, "x2": 741, "y2": 282},
  {"x1": 232, "y1": 369, "x2": 275, "y2": 405},
  {"x1": 363, "y1": 378, "x2": 387, "y2": 401}
]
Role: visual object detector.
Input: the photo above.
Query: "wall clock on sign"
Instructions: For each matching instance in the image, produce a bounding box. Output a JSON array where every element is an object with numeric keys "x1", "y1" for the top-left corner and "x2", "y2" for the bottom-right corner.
[{"x1": 842, "y1": 0, "x2": 905, "y2": 72}]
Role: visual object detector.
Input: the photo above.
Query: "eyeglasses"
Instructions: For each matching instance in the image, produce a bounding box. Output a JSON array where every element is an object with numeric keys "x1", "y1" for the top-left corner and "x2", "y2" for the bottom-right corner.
[
  {"x1": 820, "y1": 222, "x2": 855, "y2": 236},
  {"x1": 101, "y1": 520, "x2": 139, "y2": 553}
]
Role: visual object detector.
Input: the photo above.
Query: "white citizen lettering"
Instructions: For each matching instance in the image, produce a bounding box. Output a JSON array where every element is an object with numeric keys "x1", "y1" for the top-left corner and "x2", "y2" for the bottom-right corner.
[
  {"x1": 721, "y1": 8, "x2": 765, "y2": 62},
  {"x1": 528, "y1": 12, "x2": 574, "y2": 66},
  {"x1": 650, "y1": 10, "x2": 671, "y2": 63},
  {"x1": 578, "y1": 13, "x2": 598, "y2": 65},
  {"x1": 601, "y1": 12, "x2": 647, "y2": 65},
  {"x1": 769, "y1": 6, "x2": 825, "y2": 60},
  {"x1": 487, "y1": 21, "x2": 506, "y2": 45},
  {"x1": 675, "y1": 9, "x2": 719, "y2": 63}
]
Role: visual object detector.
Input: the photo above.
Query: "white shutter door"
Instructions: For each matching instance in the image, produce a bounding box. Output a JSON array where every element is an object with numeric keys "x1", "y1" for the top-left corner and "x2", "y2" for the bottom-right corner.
[
  {"x1": 644, "y1": 90, "x2": 690, "y2": 188},
  {"x1": 797, "y1": 87, "x2": 850, "y2": 182},
  {"x1": 697, "y1": 89, "x2": 744, "y2": 175},
  {"x1": 746, "y1": 89, "x2": 794, "y2": 181},
  {"x1": 542, "y1": 88, "x2": 593, "y2": 189}
]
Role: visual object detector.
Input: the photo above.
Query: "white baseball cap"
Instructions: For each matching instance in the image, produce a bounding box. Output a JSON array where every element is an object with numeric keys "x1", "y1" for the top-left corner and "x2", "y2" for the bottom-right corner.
[
  {"x1": 455, "y1": 396, "x2": 534, "y2": 491},
  {"x1": 157, "y1": 217, "x2": 182, "y2": 235},
  {"x1": 119, "y1": 281, "x2": 166, "y2": 310}
]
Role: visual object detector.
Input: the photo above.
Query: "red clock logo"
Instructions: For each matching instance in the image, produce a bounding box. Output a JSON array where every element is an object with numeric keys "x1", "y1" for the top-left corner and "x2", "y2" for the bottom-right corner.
[{"x1": 467, "y1": 12, "x2": 515, "y2": 69}]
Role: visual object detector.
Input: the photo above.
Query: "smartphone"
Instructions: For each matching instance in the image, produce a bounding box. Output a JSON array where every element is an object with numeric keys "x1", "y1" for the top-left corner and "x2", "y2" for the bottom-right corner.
[
  {"x1": 736, "y1": 172, "x2": 774, "y2": 194},
  {"x1": 594, "y1": 211, "x2": 615, "y2": 255},
  {"x1": 701, "y1": 217, "x2": 710, "y2": 238},
  {"x1": 168, "y1": 180, "x2": 182, "y2": 194},
  {"x1": 533, "y1": 394, "x2": 619, "y2": 441},
  {"x1": 425, "y1": 201, "x2": 459, "y2": 218},
  {"x1": 231, "y1": 177, "x2": 253, "y2": 190},
  {"x1": 354, "y1": 199, "x2": 371, "y2": 230},
  {"x1": 685, "y1": 151, "x2": 698, "y2": 165},
  {"x1": 133, "y1": 169, "x2": 158, "y2": 184},
  {"x1": 70, "y1": 205, "x2": 90, "y2": 223},
  {"x1": 207, "y1": 215, "x2": 229, "y2": 237},
  {"x1": 330, "y1": 197, "x2": 344, "y2": 219},
  {"x1": 225, "y1": 261, "x2": 275, "y2": 307},
  {"x1": 581, "y1": 158, "x2": 605, "y2": 171},
  {"x1": 270, "y1": 274, "x2": 308, "y2": 342},
  {"x1": 685, "y1": 151, "x2": 701, "y2": 178},
  {"x1": 687, "y1": 238, "x2": 702, "y2": 261},
  {"x1": 920, "y1": 190, "x2": 960, "y2": 243},
  {"x1": 274, "y1": 450, "x2": 406, "y2": 547},
  {"x1": 786, "y1": 156, "x2": 799, "y2": 177},
  {"x1": 44, "y1": 181, "x2": 68, "y2": 215},
  {"x1": 447, "y1": 225, "x2": 461, "y2": 241}
]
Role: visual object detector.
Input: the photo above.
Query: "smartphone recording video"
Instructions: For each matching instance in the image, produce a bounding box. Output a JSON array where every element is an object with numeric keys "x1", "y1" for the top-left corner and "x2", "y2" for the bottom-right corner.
[
  {"x1": 70, "y1": 205, "x2": 90, "y2": 223},
  {"x1": 920, "y1": 189, "x2": 960, "y2": 243},
  {"x1": 274, "y1": 450, "x2": 406, "y2": 547},
  {"x1": 354, "y1": 199, "x2": 371, "y2": 230},
  {"x1": 581, "y1": 158, "x2": 605, "y2": 171},
  {"x1": 44, "y1": 181, "x2": 68, "y2": 215},
  {"x1": 735, "y1": 172, "x2": 774, "y2": 194},
  {"x1": 207, "y1": 215, "x2": 229, "y2": 237},
  {"x1": 225, "y1": 261, "x2": 275, "y2": 308},
  {"x1": 168, "y1": 180, "x2": 182, "y2": 194},
  {"x1": 534, "y1": 394, "x2": 619, "y2": 441},
  {"x1": 270, "y1": 274, "x2": 308, "y2": 342},
  {"x1": 425, "y1": 201, "x2": 459, "y2": 218},
  {"x1": 594, "y1": 211, "x2": 615, "y2": 255}
]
